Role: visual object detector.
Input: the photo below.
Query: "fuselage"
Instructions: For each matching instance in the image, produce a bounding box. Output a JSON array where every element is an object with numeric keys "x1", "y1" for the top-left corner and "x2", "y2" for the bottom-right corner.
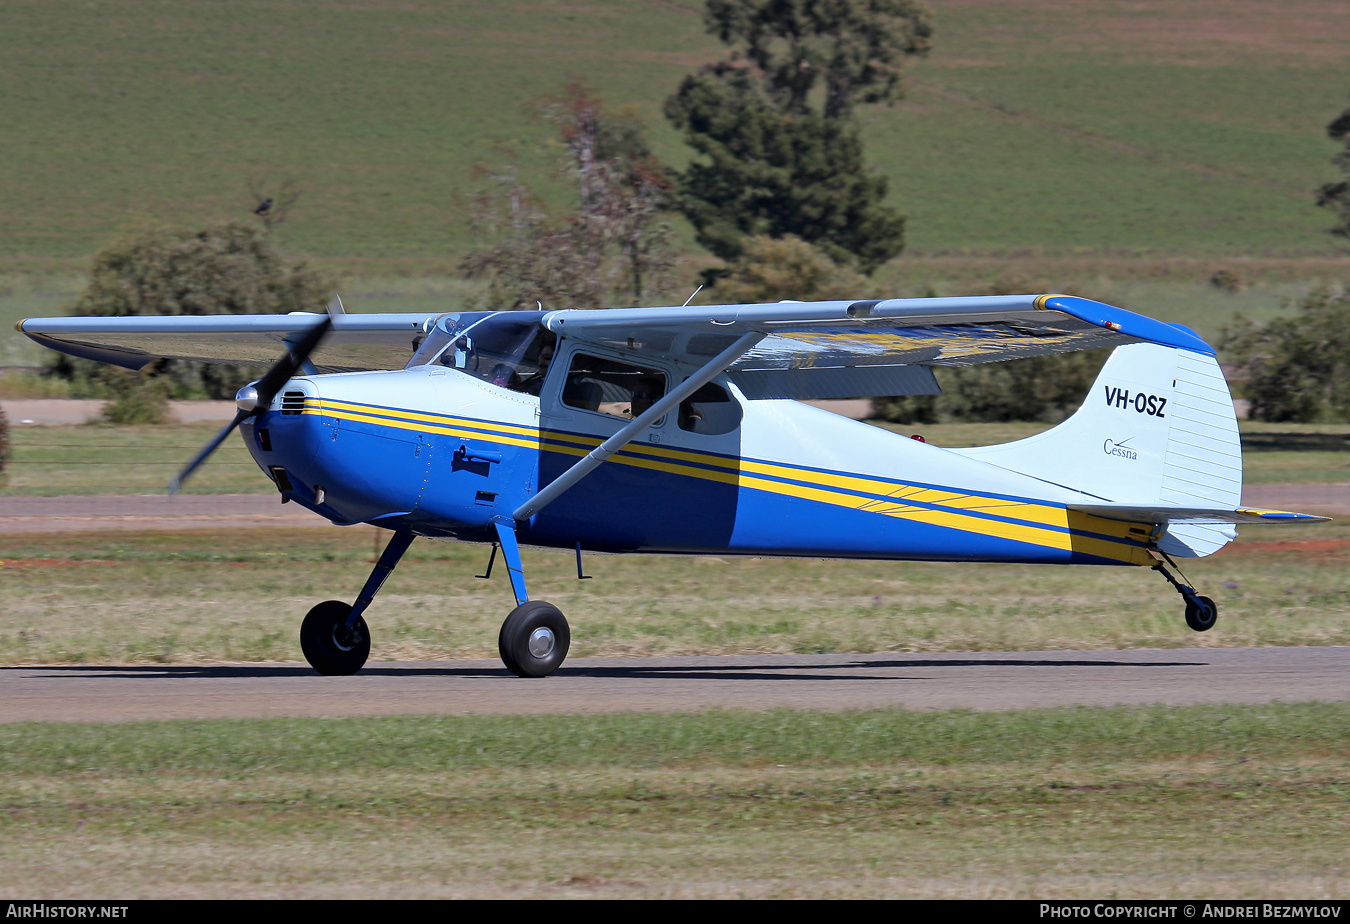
[{"x1": 239, "y1": 364, "x2": 1155, "y2": 568}]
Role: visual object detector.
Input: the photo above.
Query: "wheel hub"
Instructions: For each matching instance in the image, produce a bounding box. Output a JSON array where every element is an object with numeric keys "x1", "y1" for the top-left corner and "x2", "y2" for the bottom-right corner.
[
  {"x1": 332, "y1": 623, "x2": 360, "y2": 652},
  {"x1": 527, "y1": 626, "x2": 555, "y2": 658}
]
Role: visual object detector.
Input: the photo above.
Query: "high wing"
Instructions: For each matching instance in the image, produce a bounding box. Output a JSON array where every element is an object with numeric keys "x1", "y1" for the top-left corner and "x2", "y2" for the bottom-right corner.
[
  {"x1": 543, "y1": 294, "x2": 1213, "y2": 399},
  {"x1": 17, "y1": 312, "x2": 435, "y2": 374},
  {"x1": 19, "y1": 294, "x2": 1210, "y2": 397}
]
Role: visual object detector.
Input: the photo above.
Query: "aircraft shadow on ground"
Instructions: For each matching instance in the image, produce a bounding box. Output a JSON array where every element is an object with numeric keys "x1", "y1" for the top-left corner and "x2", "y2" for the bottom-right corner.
[{"x1": 15, "y1": 655, "x2": 1207, "y2": 683}]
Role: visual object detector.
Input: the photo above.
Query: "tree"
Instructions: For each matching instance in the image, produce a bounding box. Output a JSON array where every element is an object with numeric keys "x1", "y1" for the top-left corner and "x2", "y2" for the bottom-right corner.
[
  {"x1": 666, "y1": 65, "x2": 906, "y2": 272},
  {"x1": 666, "y1": 0, "x2": 931, "y2": 273},
  {"x1": 705, "y1": 0, "x2": 934, "y2": 120},
  {"x1": 1317, "y1": 99, "x2": 1350, "y2": 237},
  {"x1": 0, "y1": 404, "x2": 8, "y2": 481},
  {"x1": 461, "y1": 87, "x2": 676, "y2": 310},
  {"x1": 1222, "y1": 285, "x2": 1350, "y2": 422},
  {"x1": 53, "y1": 222, "x2": 334, "y2": 399}
]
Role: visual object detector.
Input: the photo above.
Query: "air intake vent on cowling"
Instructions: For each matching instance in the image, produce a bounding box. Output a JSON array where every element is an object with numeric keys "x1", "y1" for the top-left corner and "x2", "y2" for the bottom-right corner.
[{"x1": 281, "y1": 391, "x2": 306, "y2": 415}]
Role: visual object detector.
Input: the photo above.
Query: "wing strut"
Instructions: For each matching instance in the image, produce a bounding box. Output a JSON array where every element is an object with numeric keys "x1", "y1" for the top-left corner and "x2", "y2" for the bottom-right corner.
[{"x1": 511, "y1": 330, "x2": 765, "y2": 522}]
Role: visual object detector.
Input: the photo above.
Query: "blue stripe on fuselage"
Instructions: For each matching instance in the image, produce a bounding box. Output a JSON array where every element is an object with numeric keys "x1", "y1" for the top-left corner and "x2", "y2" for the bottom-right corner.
[{"x1": 281, "y1": 398, "x2": 1150, "y2": 565}]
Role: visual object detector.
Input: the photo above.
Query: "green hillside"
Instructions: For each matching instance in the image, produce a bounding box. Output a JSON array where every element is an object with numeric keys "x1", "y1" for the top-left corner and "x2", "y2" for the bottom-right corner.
[
  {"x1": 876, "y1": 1, "x2": 1350, "y2": 258},
  {"x1": 3, "y1": 0, "x2": 1348, "y2": 276}
]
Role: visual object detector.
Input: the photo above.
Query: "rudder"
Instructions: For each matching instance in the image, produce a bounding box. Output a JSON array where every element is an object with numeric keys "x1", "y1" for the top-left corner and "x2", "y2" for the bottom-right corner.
[{"x1": 954, "y1": 342, "x2": 1240, "y2": 556}]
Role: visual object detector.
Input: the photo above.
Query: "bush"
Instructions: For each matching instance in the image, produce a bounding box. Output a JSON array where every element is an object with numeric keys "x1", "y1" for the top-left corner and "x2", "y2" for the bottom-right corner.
[
  {"x1": 708, "y1": 235, "x2": 870, "y2": 303},
  {"x1": 51, "y1": 222, "x2": 334, "y2": 400},
  {"x1": 1222, "y1": 285, "x2": 1350, "y2": 422},
  {"x1": 1210, "y1": 269, "x2": 1244, "y2": 293},
  {"x1": 872, "y1": 351, "x2": 1110, "y2": 425},
  {"x1": 96, "y1": 368, "x2": 172, "y2": 425}
]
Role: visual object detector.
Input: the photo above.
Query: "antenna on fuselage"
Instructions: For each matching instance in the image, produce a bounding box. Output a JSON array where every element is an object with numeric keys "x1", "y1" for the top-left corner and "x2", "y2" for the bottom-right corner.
[{"x1": 681, "y1": 285, "x2": 703, "y2": 308}]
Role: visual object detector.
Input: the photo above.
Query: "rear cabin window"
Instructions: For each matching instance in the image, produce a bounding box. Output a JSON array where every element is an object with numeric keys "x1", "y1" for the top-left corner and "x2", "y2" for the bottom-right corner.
[
  {"x1": 563, "y1": 354, "x2": 666, "y2": 421},
  {"x1": 678, "y1": 382, "x2": 741, "y2": 435}
]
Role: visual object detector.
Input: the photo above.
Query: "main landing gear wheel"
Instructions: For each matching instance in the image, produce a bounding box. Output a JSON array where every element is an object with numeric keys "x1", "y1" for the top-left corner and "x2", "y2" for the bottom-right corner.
[
  {"x1": 1184, "y1": 595, "x2": 1218, "y2": 633},
  {"x1": 300, "y1": 600, "x2": 371, "y2": 675},
  {"x1": 498, "y1": 601, "x2": 570, "y2": 678}
]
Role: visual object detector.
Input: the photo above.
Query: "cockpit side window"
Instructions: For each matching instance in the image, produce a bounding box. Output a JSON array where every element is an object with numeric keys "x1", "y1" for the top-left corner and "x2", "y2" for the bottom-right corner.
[
  {"x1": 563, "y1": 354, "x2": 666, "y2": 421},
  {"x1": 507, "y1": 331, "x2": 556, "y2": 396}
]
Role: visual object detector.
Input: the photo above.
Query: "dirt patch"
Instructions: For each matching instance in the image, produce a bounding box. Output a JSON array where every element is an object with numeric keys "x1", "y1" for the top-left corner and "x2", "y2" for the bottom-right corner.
[{"x1": 1222, "y1": 539, "x2": 1350, "y2": 559}]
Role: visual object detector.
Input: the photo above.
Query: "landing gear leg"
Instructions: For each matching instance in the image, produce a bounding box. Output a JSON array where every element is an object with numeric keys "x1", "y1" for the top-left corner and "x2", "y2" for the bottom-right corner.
[
  {"x1": 491, "y1": 520, "x2": 570, "y2": 677},
  {"x1": 1151, "y1": 551, "x2": 1217, "y2": 633},
  {"x1": 300, "y1": 529, "x2": 415, "y2": 675}
]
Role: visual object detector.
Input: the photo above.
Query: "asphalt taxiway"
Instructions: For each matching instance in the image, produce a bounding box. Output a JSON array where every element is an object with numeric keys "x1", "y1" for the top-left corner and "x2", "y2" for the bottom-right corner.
[{"x1": 3, "y1": 646, "x2": 1346, "y2": 723}]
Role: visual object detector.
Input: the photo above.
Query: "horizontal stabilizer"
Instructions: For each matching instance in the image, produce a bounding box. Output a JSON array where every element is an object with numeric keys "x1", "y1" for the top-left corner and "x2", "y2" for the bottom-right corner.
[{"x1": 1070, "y1": 505, "x2": 1330, "y2": 526}]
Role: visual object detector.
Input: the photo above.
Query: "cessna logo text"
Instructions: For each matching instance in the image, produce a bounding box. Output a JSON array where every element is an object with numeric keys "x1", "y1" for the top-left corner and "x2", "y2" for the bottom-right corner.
[
  {"x1": 1103, "y1": 386, "x2": 1166, "y2": 417},
  {"x1": 1104, "y1": 439, "x2": 1137, "y2": 460}
]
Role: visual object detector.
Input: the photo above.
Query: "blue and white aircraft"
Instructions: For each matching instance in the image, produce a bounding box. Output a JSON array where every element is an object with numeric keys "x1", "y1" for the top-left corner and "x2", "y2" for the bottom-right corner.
[{"x1": 20, "y1": 294, "x2": 1324, "y2": 677}]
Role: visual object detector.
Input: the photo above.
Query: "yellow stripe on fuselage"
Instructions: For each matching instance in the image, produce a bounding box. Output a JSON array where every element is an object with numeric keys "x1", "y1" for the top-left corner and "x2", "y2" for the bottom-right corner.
[
  {"x1": 299, "y1": 399, "x2": 1150, "y2": 563},
  {"x1": 313, "y1": 399, "x2": 542, "y2": 451}
]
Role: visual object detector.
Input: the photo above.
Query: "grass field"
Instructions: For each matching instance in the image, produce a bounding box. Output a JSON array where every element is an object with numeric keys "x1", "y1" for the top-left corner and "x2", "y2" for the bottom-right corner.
[
  {"x1": 2, "y1": 422, "x2": 277, "y2": 496},
  {"x1": 3, "y1": 0, "x2": 1349, "y2": 275},
  {"x1": 1, "y1": 520, "x2": 1347, "y2": 665},
  {"x1": 2, "y1": 704, "x2": 1348, "y2": 897}
]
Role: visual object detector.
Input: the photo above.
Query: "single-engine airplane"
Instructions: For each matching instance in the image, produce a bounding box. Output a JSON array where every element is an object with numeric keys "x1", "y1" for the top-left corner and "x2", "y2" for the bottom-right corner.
[{"x1": 19, "y1": 294, "x2": 1326, "y2": 677}]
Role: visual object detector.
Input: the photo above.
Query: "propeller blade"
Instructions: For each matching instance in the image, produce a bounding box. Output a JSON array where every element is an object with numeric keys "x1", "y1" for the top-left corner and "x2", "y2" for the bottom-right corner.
[
  {"x1": 253, "y1": 315, "x2": 333, "y2": 408},
  {"x1": 169, "y1": 408, "x2": 251, "y2": 495},
  {"x1": 167, "y1": 315, "x2": 333, "y2": 494}
]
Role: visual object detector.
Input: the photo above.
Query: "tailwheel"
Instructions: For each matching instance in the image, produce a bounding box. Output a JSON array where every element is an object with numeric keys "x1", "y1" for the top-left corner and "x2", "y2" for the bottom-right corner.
[
  {"x1": 498, "y1": 601, "x2": 570, "y2": 678},
  {"x1": 1184, "y1": 594, "x2": 1218, "y2": 633},
  {"x1": 300, "y1": 600, "x2": 371, "y2": 675},
  {"x1": 1152, "y1": 552, "x2": 1219, "y2": 634}
]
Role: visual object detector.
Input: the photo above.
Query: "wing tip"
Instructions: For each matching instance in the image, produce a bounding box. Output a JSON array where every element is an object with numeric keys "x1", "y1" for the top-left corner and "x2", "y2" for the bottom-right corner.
[{"x1": 1040, "y1": 294, "x2": 1216, "y2": 355}]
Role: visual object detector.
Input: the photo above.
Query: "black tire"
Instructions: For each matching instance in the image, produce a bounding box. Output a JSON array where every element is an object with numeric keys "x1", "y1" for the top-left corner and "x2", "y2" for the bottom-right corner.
[
  {"x1": 498, "y1": 601, "x2": 570, "y2": 678},
  {"x1": 1184, "y1": 595, "x2": 1218, "y2": 633},
  {"x1": 300, "y1": 600, "x2": 371, "y2": 675}
]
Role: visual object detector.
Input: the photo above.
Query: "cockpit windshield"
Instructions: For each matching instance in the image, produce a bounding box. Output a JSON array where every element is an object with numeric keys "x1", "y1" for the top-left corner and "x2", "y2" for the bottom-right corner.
[{"x1": 406, "y1": 311, "x2": 554, "y2": 395}]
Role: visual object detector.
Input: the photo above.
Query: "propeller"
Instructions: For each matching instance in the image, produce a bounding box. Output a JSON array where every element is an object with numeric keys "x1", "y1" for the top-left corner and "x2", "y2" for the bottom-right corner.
[{"x1": 169, "y1": 316, "x2": 333, "y2": 494}]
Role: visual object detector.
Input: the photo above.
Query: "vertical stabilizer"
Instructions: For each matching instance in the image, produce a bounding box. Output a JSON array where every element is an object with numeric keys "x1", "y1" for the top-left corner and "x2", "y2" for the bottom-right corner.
[{"x1": 954, "y1": 342, "x2": 1240, "y2": 556}]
